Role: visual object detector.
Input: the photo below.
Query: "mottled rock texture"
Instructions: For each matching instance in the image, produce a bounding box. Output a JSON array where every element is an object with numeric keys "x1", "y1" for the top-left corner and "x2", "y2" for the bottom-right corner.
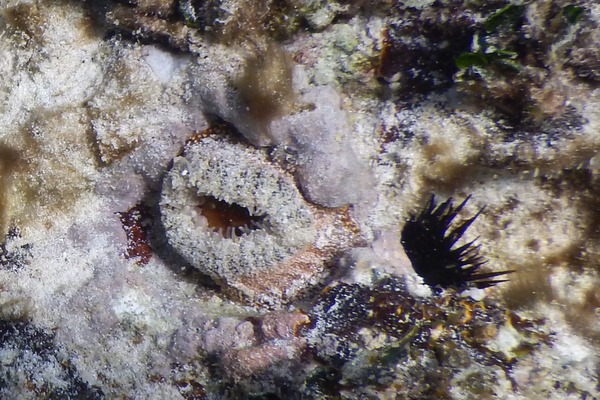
[{"x1": 0, "y1": 0, "x2": 597, "y2": 399}]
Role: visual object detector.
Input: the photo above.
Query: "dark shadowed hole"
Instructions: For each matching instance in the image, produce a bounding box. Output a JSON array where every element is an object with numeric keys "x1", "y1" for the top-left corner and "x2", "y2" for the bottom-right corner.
[{"x1": 197, "y1": 195, "x2": 266, "y2": 239}]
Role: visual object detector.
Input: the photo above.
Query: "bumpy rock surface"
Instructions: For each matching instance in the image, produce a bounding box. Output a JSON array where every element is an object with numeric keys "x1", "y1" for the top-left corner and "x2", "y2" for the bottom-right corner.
[{"x1": 0, "y1": 0, "x2": 597, "y2": 399}]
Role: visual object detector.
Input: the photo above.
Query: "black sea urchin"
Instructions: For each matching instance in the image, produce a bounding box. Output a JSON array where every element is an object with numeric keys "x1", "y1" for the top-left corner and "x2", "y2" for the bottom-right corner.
[{"x1": 401, "y1": 195, "x2": 512, "y2": 290}]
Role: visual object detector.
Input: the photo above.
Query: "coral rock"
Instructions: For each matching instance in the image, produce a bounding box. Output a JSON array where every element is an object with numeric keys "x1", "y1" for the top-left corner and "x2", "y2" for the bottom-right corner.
[{"x1": 259, "y1": 310, "x2": 310, "y2": 340}]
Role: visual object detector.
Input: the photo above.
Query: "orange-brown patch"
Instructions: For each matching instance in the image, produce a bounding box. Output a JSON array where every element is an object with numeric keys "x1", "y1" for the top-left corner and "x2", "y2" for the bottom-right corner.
[
  {"x1": 118, "y1": 205, "x2": 153, "y2": 265},
  {"x1": 197, "y1": 196, "x2": 265, "y2": 239}
]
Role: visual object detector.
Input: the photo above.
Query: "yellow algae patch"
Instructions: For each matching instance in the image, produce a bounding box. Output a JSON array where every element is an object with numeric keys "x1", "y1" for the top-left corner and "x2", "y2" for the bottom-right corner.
[{"x1": 0, "y1": 108, "x2": 96, "y2": 235}]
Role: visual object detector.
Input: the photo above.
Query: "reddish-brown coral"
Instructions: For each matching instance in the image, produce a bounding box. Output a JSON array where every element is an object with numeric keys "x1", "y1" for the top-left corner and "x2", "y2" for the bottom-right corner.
[{"x1": 117, "y1": 205, "x2": 153, "y2": 265}]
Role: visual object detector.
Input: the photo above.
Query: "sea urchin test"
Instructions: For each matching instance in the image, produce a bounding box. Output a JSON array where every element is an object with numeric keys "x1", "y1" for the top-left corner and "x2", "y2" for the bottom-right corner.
[{"x1": 160, "y1": 131, "x2": 365, "y2": 306}]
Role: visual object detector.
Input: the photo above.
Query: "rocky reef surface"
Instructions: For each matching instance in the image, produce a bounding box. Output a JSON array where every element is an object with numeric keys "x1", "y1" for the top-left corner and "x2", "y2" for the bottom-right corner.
[{"x1": 0, "y1": 0, "x2": 598, "y2": 398}]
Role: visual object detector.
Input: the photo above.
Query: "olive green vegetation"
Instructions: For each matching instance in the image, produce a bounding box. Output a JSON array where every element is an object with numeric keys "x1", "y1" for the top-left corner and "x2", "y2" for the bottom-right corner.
[
  {"x1": 455, "y1": 3, "x2": 525, "y2": 71},
  {"x1": 450, "y1": 1, "x2": 593, "y2": 126},
  {"x1": 456, "y1": 3, "x2": 586, "y2": 71},
  {"x1": 563, "y1": 4, "x2": 584, "y2": 24}
]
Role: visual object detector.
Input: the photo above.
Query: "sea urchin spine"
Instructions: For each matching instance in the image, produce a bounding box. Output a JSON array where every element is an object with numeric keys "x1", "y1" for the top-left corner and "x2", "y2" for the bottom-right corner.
[{"x1": 401, "y1": 195, "x2": 513, "y2": 290}]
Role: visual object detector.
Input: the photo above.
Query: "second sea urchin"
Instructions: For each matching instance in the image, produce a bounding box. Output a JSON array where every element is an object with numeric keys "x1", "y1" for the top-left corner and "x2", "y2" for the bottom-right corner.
[{"x1": 401, "y1": 195, "x2": 513, "y2": 290}]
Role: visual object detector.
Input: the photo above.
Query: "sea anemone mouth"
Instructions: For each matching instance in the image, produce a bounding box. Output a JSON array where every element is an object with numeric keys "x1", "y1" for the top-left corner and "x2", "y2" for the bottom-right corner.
[{"x1": 193, "y1": 194, "x2": 270, "y2": 239}]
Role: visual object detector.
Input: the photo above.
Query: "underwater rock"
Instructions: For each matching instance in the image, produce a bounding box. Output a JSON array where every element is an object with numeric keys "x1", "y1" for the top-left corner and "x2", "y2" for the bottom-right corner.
[
  {"x1": 189, "y1": 42, "x2": 374, "y2": 208},
  {"x1": 1, "y1": 1, "x2": 599, "y2": 398},
  {"x1": 220, "y1": 311, "x2": 310, "y2": 381},
  {"x1": 272, "y1": 84, "x2": 376, "y2": 208},
  {"x1": 0, "y1": 319, "x2": 104, "y2": 399},
  {"x1": 160, "y1": 131, "x2": 365, "y2": 306},
  {"x1": 188, "y1": 42, "x2": 295, "y2": 148},
  {"x1": 305, "y1": 275, "x2": 551, "y2": 398}
]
